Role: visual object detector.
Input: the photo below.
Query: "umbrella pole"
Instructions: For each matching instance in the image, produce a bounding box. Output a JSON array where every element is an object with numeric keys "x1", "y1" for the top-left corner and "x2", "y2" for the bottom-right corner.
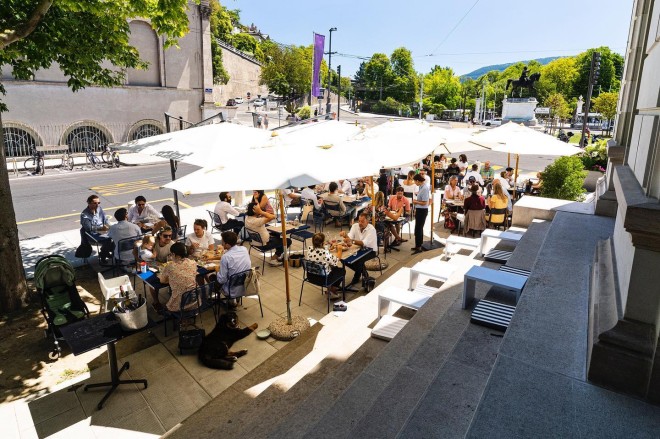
[
  {"x1": 422, "y1": 150, "x2": 442, "y2": 251},
  {"x1": 370, "y1": 176, "x2": 375, "y2": 226},
  {"x1": 514, "y1": 154, "x2": 520, "y2": 200},
  {"x1": 507, "y1": 153, "x2": 511, "y2": 168},
  {"x1": 268, "y1": 190, "x2": 310, "y2": 341}
]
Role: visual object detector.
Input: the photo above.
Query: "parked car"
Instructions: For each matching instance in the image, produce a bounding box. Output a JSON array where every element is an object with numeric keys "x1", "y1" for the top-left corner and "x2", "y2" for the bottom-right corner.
[
  {"x1": 226, "y1": 98, "x2": 237, "y2": 106},
  {"x1": 484, "y1": 117, "x2": 502, "y2": 127},
  {"x1": 234, "y1": 97, "x2": 244, "y2": 104},
  {"x1": 253, "y1": 98, "x2": 265, "y2": 107}
]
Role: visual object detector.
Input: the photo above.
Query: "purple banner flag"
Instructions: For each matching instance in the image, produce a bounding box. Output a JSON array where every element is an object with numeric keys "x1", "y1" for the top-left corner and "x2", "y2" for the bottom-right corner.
[{"x1": 312, "y1": 33, "x2": 325, "y2": 98}]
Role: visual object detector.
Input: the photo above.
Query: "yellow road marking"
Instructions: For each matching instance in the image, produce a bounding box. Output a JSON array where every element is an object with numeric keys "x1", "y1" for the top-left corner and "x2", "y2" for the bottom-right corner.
[
  {"x1": 90, "y1": 180, "x2": 161, "y2": 196},
  {"x1": 18, "y1": 198, "x2": 194, "y2": 225}
]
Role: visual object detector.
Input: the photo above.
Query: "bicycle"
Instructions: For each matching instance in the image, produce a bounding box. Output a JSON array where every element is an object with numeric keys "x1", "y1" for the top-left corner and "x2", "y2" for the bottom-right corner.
[
  {"x1": 60, "y1": 148, "x2": 74, "y2": 171},
  {"x1": 84, "y1": 147, "x2": 102, "y2": 169},
  {"x1": 100, "y1": 144, "x2": 120, "y2": 168},
  {"x1": 24, "y1": 148, "x2": 45, "y2": 175}
]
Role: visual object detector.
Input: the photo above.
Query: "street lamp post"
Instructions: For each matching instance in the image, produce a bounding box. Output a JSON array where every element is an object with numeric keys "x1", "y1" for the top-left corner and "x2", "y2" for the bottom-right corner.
[{"x1": 326, "y1": 27, "x2": 337, "y2": 115}]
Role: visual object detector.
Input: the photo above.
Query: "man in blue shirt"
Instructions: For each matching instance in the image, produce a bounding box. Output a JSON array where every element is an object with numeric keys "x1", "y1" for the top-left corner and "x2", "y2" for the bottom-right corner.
[
  {"x1": 411, "y1": 174, "x2": 430, "y2": 254},
  {"x1": 217, "y1": 231, "x2": 252, "y2": 306}
]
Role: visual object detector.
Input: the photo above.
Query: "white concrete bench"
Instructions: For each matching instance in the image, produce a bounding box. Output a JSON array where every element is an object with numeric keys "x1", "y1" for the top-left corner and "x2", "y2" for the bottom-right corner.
[
  {"x1": 372, "y1": 286, "x2": 431, "y2": 341},
  {"x1": 478, "y1": 229, "x2": 524, "y2": 256},
  {"x1": 408, "y1": 259, "x2": 456, "y2": 293},
  {"x1": 446, "y1": 235, "x2": 480, "y2": 249},
  {"x1": 462, "y1": 266, "x2": 528, "y2": 309}
]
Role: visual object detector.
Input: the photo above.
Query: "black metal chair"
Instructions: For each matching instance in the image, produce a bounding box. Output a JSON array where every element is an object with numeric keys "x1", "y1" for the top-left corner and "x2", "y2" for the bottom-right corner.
[
  {"x1": 114, "y1": 235, "x2": 143, "y2": 277},
  {"x1": 176, "y1": 225, "x2": 187, "y2": 242},
  {"x1": 487, "y1": 207, "x2": 509, "y2": 230},
  {"x1": 299, "y1": 260, "x2": 345, "y2": 313},
  {"x1": 215, "y1": 268, "x2": 263, "y2": 319},
  {"x1": 245, "y1": 228, "x2": 291, "y2": 272},
  {"x1": 323, "y1": 200, "x2": 352, "y2": 230},
  {"x1": 207, "y1": 210, "x2": 223, "y2": 234},
  {"x1": 163, "y1": 283, "x2": 213, "y2": 336},
  {"x1": 290, "y1": 225, "x2": 314, "y2": 256}
]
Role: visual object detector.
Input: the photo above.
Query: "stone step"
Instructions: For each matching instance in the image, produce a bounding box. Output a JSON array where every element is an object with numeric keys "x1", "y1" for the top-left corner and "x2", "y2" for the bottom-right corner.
[{"x1": 504, "y1": 219, "x2": 551, "y2": 271}]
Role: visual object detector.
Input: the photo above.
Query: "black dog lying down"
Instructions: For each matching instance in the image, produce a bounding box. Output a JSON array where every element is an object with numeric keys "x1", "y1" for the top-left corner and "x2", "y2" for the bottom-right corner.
[{"x1": 198, "y1": 312, "x2": 258, "y2": 370}]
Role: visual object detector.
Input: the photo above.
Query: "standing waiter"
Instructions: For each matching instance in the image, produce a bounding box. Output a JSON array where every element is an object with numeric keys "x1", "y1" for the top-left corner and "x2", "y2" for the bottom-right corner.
[{"x1": 411, "y1": 174, "x2": 430, "y2": 255}]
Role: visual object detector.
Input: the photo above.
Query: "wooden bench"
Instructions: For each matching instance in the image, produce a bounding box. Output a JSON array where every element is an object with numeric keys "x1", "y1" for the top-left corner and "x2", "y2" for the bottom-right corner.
[
  {"x1": 478, "y1": 229, "x2": 524, "y2": 256},
  {"x1": 462, "y1": 265, "x2": 528, "y2": 309}
]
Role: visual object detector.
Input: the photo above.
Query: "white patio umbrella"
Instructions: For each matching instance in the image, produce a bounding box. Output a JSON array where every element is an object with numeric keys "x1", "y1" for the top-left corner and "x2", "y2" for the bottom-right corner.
[{"x1": 470, "y1": 122, "x2": 582, "y2": 187}]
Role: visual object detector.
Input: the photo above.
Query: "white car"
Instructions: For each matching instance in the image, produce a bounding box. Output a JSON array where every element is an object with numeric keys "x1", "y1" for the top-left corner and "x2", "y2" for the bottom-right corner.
[
  {"x1": 484, "y1": 117, "x2": 502, "y2": 127},
  {"x1": 253, "y1": 98, "x2": 265, "y2": 107},
  {"x1": 234, "y1": 97, "x2": 243, "y2": 104}
]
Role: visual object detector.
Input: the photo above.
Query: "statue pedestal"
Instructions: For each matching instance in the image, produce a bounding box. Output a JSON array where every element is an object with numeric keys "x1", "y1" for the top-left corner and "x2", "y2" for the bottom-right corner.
[{"x1": 502, "y1": 97, "x2": 538, "y2": 126}]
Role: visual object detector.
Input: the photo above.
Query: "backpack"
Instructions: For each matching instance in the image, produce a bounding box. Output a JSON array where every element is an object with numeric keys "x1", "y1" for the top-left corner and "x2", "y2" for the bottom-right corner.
[
  {"x1": 443, "y1": 211, "x2": 456, "y2": 230},
  {"x1": 75, "y1": 242, "x2": 93, "y2": 259}
]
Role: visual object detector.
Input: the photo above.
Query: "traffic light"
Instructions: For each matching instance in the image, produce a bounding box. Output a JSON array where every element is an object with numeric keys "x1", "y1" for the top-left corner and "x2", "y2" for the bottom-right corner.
[
  {"x1": 337, "y1": 65, "x2": 341, "y2": 84},
  {"x1": 591, "y1": 52, "x2": 601, "y2": 85}
]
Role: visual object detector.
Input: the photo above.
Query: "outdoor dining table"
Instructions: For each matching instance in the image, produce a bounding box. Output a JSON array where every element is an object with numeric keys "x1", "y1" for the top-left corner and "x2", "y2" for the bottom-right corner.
[
  {"x1": 330, "y1": 245, "x2": 374, "y2": 292},
  {"x1": 60, "y1": 312, "x2": 155, "y2": 410}
]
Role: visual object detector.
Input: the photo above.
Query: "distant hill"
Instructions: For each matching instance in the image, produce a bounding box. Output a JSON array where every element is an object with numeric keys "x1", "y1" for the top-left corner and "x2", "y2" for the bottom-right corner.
[{"x1": 460, "y1": 56, "x2": 561, "y2": 80}]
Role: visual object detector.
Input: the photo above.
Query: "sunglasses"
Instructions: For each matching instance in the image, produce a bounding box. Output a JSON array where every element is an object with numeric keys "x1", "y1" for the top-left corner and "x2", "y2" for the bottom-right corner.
[
  {"x1": 90, "y1": 201, "x2": 100, "y2": 204},
  {"x1": 162, "y1": 234, "x2": 173, "y2": 238}
]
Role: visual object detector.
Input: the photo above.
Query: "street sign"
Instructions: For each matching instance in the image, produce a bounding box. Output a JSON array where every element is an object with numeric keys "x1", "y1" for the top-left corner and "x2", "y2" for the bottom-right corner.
[{"x1": 535, "y1": 107, "x2": 550, "y2": 114}]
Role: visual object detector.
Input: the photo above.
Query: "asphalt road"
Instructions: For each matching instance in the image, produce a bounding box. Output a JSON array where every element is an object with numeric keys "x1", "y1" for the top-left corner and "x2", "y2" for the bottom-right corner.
[
  {"x1": 10, "y1": 162, "x2": 216, "y2": 240},
  {"x1": 10, "y1": 109, "x2": 555, "y2": 240}
]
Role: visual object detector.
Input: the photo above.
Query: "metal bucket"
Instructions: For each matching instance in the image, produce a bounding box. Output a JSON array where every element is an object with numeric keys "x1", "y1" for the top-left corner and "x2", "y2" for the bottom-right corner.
[
  {"x1": 288, "y1": 254, "x2": 303, "y2": 268},
  {"x1": 114, "y1": 300, "x2": 148, "y2": 331}
]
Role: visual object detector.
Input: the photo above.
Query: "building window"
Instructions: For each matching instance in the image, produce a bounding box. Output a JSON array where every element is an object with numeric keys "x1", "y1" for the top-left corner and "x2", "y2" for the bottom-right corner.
[
  {"x1": 131, "y1": 124, "x2": 163, "y2": 140},
  {"x1": 65, "y1": 125, "x2": 110, "y2": 154},
  {"x1": 3, "y1": 125, "x2": 40, "y2": 157}
]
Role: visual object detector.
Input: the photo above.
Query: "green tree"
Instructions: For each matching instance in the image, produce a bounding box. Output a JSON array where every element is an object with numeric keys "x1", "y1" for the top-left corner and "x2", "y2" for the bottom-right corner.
[
  {"x1": 209, "y1": 0, "x2": 234, "y2": 84},
  {"x1": 544, "y1": 93, "x2": 570, "y2": 134},
  {"x1": 537, "y1": 57, "x2": 578, "y2": 102},
  {"x1": 541, "y1": 156, "x2": 587, "y2": 201},
  {"x1": 260, "y1": 43, "x2": 313, "y2": 100},
  {"x1": 424, "y1": 66, "x2": 461, "y2": 115},
  {"x1": 0, "y1": 0, "x2": 192, "y2": 312},
  {"x1": 363, "y1": 53, "x2": 393, "y2": 101},
  {"x1": 573, "y1": 47, "x2": 620, "y2": 100},
  {"x1": 389, "y1": 47, "x2": 417, "y2": 104},
  {"x1": 592, "y1": 91, "x2": 618, "y2": 125}
]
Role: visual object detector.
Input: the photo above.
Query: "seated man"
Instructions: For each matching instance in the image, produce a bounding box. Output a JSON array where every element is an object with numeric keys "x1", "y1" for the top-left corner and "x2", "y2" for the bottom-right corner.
[
  {"x1": 216, "y1": 231, "x2": 252, "y2": 306},
  {"x1": 479, "y1": 161, "x2": 495, "y2": 186},
  {"x1": 79, "y1": 194, "x2": 111, "y2": 261},
  {"x1": 325, "y1": 181, "x2": 353, "y2": 226},
  {"x1": 464, "y1": 164, "x2": 484, "y2": 186},
  {"x1": 300, "y1": 185, "x2": 322, "y2": 210},
  {"x1": 128, "y1": 195, "x2": 161, "y2": 231},
  {"x1": 107, "y1": 208, "x2": 142, "y2": 262},
  {"x1": 388, "y1": 186, "x2": 411, "y2": 244},
  {"x1": 337, "y1": 179, "x2": 352, "y2": 195},
  {"x1": 462, "y1": 176, "x2": 483, "y2": 197},
  {"x1": 214, "y1": 192, "x2": 244, "y2": 234},
  {"x1": 339, "y1": 212, "x2": 378, "y2": 287},
  {"x1": 244, "y1": 202, "x2": 292, "y2": 266},
  {"x1": 283, "y1": 188, "x2": 302, "y2": 208}
]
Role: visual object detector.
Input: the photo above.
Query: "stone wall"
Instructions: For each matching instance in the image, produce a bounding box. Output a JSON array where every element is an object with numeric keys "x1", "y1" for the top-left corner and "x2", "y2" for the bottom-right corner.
[{"x1": 213, "y1": 45, "x2": 269, "y2": 105}]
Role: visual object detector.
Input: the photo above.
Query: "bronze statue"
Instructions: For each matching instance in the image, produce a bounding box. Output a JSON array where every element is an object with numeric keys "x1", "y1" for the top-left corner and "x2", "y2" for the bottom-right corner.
[{"x1": 506, "y1": 69, "x2": 540, "y2": 97}]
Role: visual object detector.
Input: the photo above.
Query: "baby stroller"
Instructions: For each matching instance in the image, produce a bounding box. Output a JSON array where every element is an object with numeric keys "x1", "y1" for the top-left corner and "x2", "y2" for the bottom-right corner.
[{"x1": 35, "y1": 255, "x2": 90, "y2": 357}]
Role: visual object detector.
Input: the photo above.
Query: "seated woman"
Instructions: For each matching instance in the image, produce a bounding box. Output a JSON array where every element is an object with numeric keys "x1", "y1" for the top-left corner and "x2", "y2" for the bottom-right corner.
[
  {"x1": 463, "y1": 184, "x2": 487, "y2": 237},
  {"x1": 152, "y1": 205, "x2": 181, "y2": 240},
  {"x1": 186, "y1": 218, "x2": 215, "y2": 258},
  {"x1": 488, "y1": 181, "x2": 510, "y2": 227},
  {"x1": 154, "y1": 242, "x2": 200, "y2": 313},
  {"x1": 374, "y1": 191, "x2": 404, "y2": 245},
  {"x1": 244, "y1": 201, "x2": 291, "y2": 266},
  {"x1": 444, "y1": 176, "x2": 462, "y2": 201},
  {"x1": 445, "y1": 158, "x2": 461, "y2": 180},
  {"x1": 252, "y1": 190, "x2": 274, "y2": 214},
  {"x1": 530, "y1": 172, "x2": 543, "y2": 195},
  {"x1": 433, "y1": 154, "x2": 446, "y2": 188},
  {"x1": 305, "y1": 232, "x2": 345, "y2": 300}
]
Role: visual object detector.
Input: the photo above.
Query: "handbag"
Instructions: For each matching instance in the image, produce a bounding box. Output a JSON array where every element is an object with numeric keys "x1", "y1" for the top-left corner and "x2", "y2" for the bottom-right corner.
[
  {"x1": 244, "y1": 267, "x2": 261, "y2": 296},
  {"x1": 178, "y1": 325, "x2": 205, "y2": 353}
]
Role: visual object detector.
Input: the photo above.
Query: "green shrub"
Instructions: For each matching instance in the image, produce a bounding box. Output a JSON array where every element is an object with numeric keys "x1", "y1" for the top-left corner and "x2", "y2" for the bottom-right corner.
[
  {"x1": 579, "y1": 139, "x2": 608, "y2": 171},
  {"x1": 285, "y1": 101, "x2": 298, "y2": 116},
  {"x1": 540, "y1": 156, "x2": 587, "y2": 201},
  {"x1": 297, "y1": 105, "x2": 311, "y2": 120}
]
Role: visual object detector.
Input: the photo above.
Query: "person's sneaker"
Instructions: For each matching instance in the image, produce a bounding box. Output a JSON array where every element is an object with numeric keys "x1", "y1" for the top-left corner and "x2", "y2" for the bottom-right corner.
[
  {"x1": 267, "y1": 259, "x2": 283, "y2": 266},
  {"x1": 328, "y1": 292, "x2": 341, "y2": 300}
]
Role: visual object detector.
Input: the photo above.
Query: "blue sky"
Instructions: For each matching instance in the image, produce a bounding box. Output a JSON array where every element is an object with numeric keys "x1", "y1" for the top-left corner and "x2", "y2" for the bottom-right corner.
[{"x1": 225, "y1": 0, "x2": 634, "y2": 77}]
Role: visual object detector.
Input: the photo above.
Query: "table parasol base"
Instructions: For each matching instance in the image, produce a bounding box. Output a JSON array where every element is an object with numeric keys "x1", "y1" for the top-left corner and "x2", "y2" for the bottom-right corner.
[
  {"x1": 268, "y1": 316, "x2": 311, "y2": 341},
  {"x1": 421, "y1": 240, "x2": 444, "y2": 251}
]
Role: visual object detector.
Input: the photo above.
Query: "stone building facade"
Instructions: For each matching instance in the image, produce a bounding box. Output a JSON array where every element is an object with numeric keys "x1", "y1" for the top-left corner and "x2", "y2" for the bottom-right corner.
[
  {"x1": 590, "y1": 0, "x2": 660, "y2": 401},
  {"x1": 1, "y1": 1, "x2": 215, "y2": 157}
]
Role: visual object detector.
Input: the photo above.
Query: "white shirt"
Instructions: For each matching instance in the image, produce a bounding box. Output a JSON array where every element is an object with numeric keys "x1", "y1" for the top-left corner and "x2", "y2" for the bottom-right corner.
[
  {"x1": 338, "y1": 180, "x2": 352, "y2": 194},
  {"x1": 108, "y1": 220, "x2": 142, "y2": 260},
  {"x1": 348, "y1": 223, "x2": 378, "y2": 253},
  {"x1": 493, "y1": 176, "x2": 511, "y2": 190},
  {"x1": 458, "y1": 160, "x2": 469, "y2": 172},
  {"x1": 127, "y1": 203, "x2": 160, "y2": 224},
  {"x1": 214, "y1": 200, "x2": 240, "y2": 224},
  {"x1": 300, "y1": 187, "x2": 322, "y2": 209},
  {"x1": 283, "y1": 189, "x2": 300, "y2": 207},
  {"x1": 464, "y1": 170, "x2": 484, "y2": 185},
  {"x1": 185, "y1": 231, "x2": 215, "y2": 257}
]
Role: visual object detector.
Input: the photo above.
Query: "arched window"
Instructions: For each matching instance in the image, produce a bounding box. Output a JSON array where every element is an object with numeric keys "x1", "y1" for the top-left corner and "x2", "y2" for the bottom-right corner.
[
  {"x1": 63, "y1": 123, "x2": 112, "y2": 154},
  {"x1": 127, "y1": 20, "x2": 161, "y2": 86},
  {"x1": 2, "y1": 124, "x2": 41, "y2": 157},
  {"x1": 127, "y1": 120, "x2": 164, "y2": 140}
]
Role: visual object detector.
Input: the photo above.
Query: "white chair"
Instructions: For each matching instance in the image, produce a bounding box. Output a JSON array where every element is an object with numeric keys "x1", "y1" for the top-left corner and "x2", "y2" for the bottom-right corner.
[{"x1": 97, "y1": 272, "x2": 136, "y2": 311}]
